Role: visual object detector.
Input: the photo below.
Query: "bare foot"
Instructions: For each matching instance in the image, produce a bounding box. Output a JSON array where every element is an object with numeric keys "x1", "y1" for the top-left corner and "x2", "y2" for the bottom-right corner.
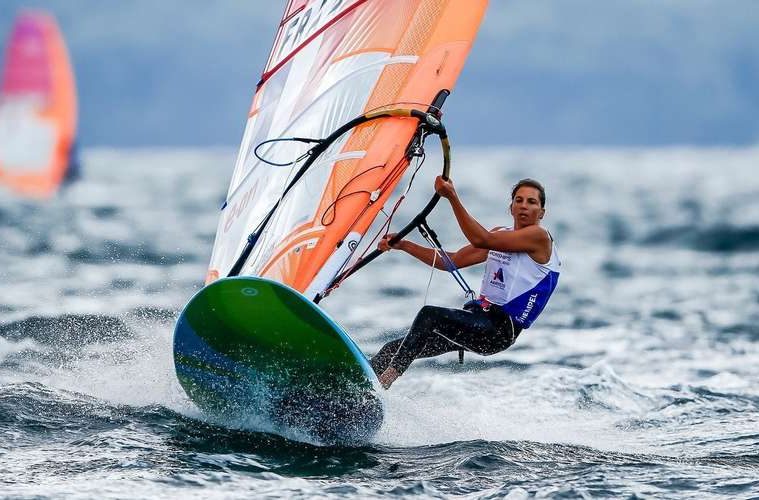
[{"x1": 378, "y1": 367, "x2": 400, "y2": 389}]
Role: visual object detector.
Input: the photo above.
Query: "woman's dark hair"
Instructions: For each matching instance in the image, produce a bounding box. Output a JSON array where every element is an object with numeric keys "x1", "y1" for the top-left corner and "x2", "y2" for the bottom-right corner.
[{"x1": 511, "y1": 178, "x2": 546, "y2": 207}]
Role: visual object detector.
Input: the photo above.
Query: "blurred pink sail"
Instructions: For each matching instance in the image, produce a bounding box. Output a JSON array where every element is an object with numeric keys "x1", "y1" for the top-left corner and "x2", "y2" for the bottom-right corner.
[{"x1": 0, "y1": 10, "x2": 78, "y2": 198}]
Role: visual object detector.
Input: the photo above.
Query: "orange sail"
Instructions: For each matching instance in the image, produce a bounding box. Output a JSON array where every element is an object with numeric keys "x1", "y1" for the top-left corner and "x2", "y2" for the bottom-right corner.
[
  {"x1": 208, "y1": 0, "x2": 487, "y2": 299},
  {"x1": 0, "y1": 11, "x2": 78, "y2": 198}
]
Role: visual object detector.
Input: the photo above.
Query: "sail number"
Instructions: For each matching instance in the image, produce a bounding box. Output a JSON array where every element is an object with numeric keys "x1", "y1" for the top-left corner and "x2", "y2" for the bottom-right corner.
[{"x1": 274, "y1": 0, "x2": 348, "y2": 64}]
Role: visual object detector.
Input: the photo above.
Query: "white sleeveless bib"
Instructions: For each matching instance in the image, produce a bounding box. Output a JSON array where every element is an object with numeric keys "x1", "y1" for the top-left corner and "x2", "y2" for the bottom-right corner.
[{"x1": 478, "y1": 227, "x2": 560, "y2": 328}]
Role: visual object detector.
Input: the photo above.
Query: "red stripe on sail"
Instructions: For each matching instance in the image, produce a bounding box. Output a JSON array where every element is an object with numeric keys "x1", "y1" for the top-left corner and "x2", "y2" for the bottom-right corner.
[{"x1": 258, "y1": 0, "x2": 370, "y2": 90}]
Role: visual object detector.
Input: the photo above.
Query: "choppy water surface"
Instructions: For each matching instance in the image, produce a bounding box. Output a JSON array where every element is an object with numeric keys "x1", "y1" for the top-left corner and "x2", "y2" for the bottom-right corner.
[{"x1": 1, "y1": 147, "x2": 758, "y2": 498}]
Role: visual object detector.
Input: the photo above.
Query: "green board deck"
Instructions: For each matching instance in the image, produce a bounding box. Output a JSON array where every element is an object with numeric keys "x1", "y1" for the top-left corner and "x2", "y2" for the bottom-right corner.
[{"x1": 173, "y1": 276, "x2": 383, "y2": 444}]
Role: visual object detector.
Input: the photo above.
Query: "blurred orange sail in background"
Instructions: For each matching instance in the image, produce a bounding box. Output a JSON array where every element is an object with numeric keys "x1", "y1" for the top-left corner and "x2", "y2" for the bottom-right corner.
[{"x1": 0, "y1": 10, "x2": 78, "y2": 198}]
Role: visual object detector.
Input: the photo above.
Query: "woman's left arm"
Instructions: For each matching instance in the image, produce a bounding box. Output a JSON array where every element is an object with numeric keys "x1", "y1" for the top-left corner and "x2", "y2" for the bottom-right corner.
[{"x1": 435, "y1": 176, "x2": 547, "y2": 253}]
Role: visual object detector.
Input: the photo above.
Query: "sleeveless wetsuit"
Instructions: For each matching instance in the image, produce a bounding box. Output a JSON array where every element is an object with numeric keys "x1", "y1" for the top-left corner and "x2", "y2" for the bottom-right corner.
[{"x1": 371, "y1": 228, "x2": 560, "y2": 378}]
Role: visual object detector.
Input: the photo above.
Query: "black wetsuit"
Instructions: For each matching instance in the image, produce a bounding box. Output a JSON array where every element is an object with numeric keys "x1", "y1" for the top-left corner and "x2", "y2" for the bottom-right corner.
[{"x1": 370, "y1": 301, "x2": 523, "y2": 377}]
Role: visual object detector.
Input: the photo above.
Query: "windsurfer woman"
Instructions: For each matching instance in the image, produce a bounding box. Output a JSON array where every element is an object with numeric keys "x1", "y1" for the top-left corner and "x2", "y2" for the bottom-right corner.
[{"x1": 371, "y1": 177, "x2": 561, "y2": 389}]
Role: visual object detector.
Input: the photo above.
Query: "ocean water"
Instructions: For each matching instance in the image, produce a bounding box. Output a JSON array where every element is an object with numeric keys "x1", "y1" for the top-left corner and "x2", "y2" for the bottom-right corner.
[{"x1": 1, "y1": 146, "x2": 758, "y2": 498}]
